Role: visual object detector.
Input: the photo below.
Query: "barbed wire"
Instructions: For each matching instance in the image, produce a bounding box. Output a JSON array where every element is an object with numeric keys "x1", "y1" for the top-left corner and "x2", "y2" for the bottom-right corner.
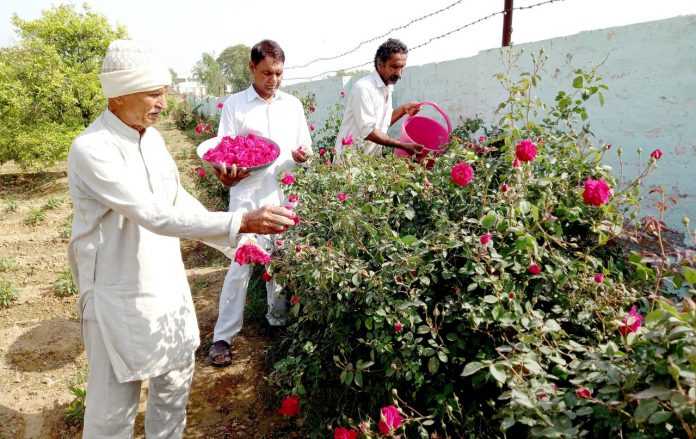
[
  {"x1": 284, "y1": 0, "x2": 566, "y2": 82},
  {"x1": 284, "y1": 0, "x2": 466, "y2": 70}
]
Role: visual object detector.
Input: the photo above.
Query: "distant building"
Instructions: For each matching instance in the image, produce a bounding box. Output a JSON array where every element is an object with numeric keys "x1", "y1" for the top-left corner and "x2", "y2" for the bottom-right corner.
[{"x1": 173, "y1": 76, "x2": 207, "y2": 98}]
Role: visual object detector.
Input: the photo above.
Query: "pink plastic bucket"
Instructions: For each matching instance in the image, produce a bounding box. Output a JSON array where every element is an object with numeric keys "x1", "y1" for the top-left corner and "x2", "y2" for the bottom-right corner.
[{"x1": 395, "y1": 101, "x2": 451, "y2": 164}]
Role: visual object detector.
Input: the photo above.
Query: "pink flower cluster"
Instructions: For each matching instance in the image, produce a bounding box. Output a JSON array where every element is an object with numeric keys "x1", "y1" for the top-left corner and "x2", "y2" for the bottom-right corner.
[
  {"x1": 234, "y1": 244, "x2": 271, "y2": 265},
  {"x1": 203, "y1": 134, "x2": 279, "y2": 168}
]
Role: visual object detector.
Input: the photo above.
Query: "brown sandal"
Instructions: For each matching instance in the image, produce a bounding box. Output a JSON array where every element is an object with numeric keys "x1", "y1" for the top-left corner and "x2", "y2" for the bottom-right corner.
[{"x1": 208, "y1": 340, "x2": 232, "y2": 367}]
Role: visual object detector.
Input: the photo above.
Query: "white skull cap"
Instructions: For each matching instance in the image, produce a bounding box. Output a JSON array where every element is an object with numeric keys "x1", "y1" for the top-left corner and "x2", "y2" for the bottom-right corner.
[{"x1": 99, "y1": 39, "x2": 171, "y2": 98}]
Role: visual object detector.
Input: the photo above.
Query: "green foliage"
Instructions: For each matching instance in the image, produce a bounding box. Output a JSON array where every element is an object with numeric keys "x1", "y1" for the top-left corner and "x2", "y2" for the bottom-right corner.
[
  {"x1": 0, "y1": 257, "x2": 16, "y2": 273},
  {"x1": 170, "y1": 99, "x2": 198, "y2": 131},
  {"x1": 24, "y1": 208, "x2": 46, "y2": 225},
  {"x1": 64, "y1": 386, "x2": 86, "y2": 426},
  {"x1": 3, "y1": 197, "x2": 18, "y2": 213},
  {"x1": 44, "y1": 196, "x2": 62, "y2": 210},
  {"x1": 0, "y1": 280, "x2": 19, "y2": 308},
  {"x1": 53, "y1": 268, "x2": 77, "y2": 296},
  {"x1": 266, "y1": 50, "x2": 692, "y2": 437},
  {"x1": 193, "y1": 52, "x2": 225, "y2": 97},
  {"x1": 59, "y1": 214, "x2": 72, "y2": 240},
  {"x1": 190, "y1": 165, "x2": 229, "y2": 212},
  {"x1": 217, "y1": 44, "x2": 252, "y2": 93},
  {"x1": 1, "y1": 4, "x2": 127, "y2": 169}
]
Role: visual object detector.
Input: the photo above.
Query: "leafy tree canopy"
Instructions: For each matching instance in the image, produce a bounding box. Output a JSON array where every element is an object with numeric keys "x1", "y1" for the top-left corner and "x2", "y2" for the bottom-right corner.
[
  {"x1": 0, "y1": 4, "x2": 127, "y2": 169},
  {"x1": 217, "y1": 44, "x2": 252, "y2": 93},
  {"x1": 193, "y1": 52, "x2": 225, "y2": 97}
]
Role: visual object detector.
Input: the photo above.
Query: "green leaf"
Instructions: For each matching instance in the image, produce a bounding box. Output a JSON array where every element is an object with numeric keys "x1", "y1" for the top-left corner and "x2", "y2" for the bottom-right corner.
[
  {"x1": 634, "y1": 399, "x2": 659, "y2": 423},
  {"x1": 401, "y1": 235, "x2": 418, "y2": 246},
  {"x1": 437, "y1": 350, "x2": 448, "y2": 363},
  {"x1": 483, "y1": 295, "x2": 499, "y2": 304},
  {"x1": 481, "y1": 213, "x2": 497, "y2": 228},
  {"x1": 489, "y1": 364, "x2": 507, "y2": 384},
  {"x1": 684, "y1": 267, "x2": 696, "y2": 284},
  {"x1": 461, "y1": 361, "x2": 485, "y2": 377},
  {"x1": 543, "y1": 319, "x2": 562, "y2": 333},
  {"x1": 572, "y1": 76, "x2": 583, "y2": 88},
  {"x1": 648, "y1": 411, "x2": 672, "y2": 424},
  {"x1": 404, "y1": 208, "x2": 415, "y2": 220},
  {"x1": 354, "y1": 371, "x2": 363, "y2": 387},
  {"x1": 428, "y1": 356, "x2": 440, "y2": 374}
]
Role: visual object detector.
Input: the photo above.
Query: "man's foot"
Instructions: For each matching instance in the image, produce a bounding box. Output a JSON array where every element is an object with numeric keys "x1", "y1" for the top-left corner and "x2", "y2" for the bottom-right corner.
[{"x1": 208, "y1": 340, "x2": 232, "y2": 367}]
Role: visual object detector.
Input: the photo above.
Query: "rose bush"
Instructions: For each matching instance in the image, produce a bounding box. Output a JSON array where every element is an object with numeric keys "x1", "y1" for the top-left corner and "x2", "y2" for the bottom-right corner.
[{"x1": 260, "y1": 50, "x2": 696, "y2": 438}]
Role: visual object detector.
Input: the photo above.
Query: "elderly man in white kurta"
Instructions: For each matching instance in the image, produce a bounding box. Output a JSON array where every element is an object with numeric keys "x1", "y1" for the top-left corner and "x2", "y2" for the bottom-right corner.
[
  {"x1": 334, "y1": 38, "x2": 423, "y2": 160},
  {"x1": 208, "y1": 39, "x2": 312, "y2": 367},
  {"x1": 67, "y1": 39, "x2": 294, "y2": 438}
]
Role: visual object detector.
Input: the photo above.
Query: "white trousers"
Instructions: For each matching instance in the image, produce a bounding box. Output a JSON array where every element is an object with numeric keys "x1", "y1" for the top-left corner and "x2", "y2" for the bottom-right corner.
[
  {"x1": 213, "y1": 235, "x2": 287, "y2": 344},
  {"x1": 82, "y1": 298, "x2": 195, "y2": 439}
]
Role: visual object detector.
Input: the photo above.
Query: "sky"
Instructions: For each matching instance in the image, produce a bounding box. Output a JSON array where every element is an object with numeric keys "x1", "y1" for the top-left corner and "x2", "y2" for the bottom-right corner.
[{"x1": 2, "y1": 0, "x2": 696, "y2": 85}]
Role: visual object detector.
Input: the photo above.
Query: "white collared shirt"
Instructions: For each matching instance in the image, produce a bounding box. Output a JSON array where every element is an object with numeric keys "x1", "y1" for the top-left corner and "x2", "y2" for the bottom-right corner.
[
  {"x1": 67, "y1": 109, "x2": 243, "y2": 382},
  {"x1": 217, "y1": 86, "x2": 312, "y2": 211},
  {"x1": 335, "y1": 70, "x2": 394, "y2": 157}
]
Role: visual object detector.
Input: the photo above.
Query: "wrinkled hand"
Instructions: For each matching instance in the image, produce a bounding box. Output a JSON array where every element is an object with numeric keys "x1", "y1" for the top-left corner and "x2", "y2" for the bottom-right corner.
[
  {"x1": 240, "y1": 205, "x2": 295, "y2": 234},
  {"x1": 404, "y1": 101, "x2": 422, "y2": 116},
  {"x1": 291, "y1": 146, "x2": 309, "y2": 163},
  {"x1": 212, "y1": 163, "x2": 251, "y2": 187},
  {"x1": 400, "y1": 142, "x2": 425, "y2": 156}
]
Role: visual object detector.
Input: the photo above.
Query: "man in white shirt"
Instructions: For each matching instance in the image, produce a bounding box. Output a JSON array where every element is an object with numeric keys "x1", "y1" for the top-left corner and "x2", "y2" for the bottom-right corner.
[
  {"x1": 67, "y1": 39, "x2": 294, "y2": 438},
  {"x1": 335, "y1": 38, "x2": 424, "y2": 159},
  {"x1": 209, "y1": 39, "x2": 312, "y2": 367}
]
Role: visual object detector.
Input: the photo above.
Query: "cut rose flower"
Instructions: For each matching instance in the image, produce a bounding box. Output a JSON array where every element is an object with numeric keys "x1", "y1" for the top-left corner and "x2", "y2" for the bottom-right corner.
[
  {"x1": 203, "y1": 134, "x2": 279, "y2": 168},
  {"x1": 234, "y1": 244, "x2": 271, "y2": 265}
]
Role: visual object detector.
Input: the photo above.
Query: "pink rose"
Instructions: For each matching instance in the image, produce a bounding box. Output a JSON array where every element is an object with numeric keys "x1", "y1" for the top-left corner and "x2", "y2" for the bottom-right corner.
[
  {"x1": 278, "y1": 395, "x2": 300, "y2": 417},
  {"x1": 528, "y1": 264, "x2": 541, "y2": 275},
  {"x1": 262, "y1": 271, "x2": 272, "y2": 282},
  {"x1": 319, "y1": 148, "x2": 327, "y2": 156},
  {"x1": 512, "y1": 158, "x2": 521, "y2": 168},
  {"x1": 310, "y1": 105, "x2": 316, "y2": 113},
  {"x1": 275, "y1": 239, "x2": 284, "y2": 246},
  {"x1": 309, "y1": 123, "x2": 315, "y2": 131},
  {"x1": 337, "y1": 193, "x2": 347, "y2": 201},
  {"x1": 594, "y1": 273, "x2": 604, "y2": 283},
  {"x1": 284, "y1": 205, "x2": 293, "y2": 211},
  {"x1": 341, "y1": 135, "x2": 354, "y2": 146},
  {"x1": 281, "y1": 173, "x2": 295, "y2": 186},
  {"x1": 293, "y1": 215, "x2": 300, "y2": 226},
  {"x1": 650, "y1": 149, "x2": 663, "y2": 160},
  {"x1": 575, "y1": 387, "x2": 591, "y2": 399},
  {"x1": 619, "y1": 305, "x2": 643, "y2": 336},
  {"x1": 479, "y1": 233, "x2": 492, "y2": 245},
  {"x1": 582, "y1": 178, "x2": 611, "y2": 206},
  {"x1": 217, "y1": 102, "x2": 224, "y2": 109},
  {"x1": 204, "y1": 124, "x2": 212, "y2": 132},
  {"x1": 450, "y1": 163, "x2": 474, "y2": 187},
  {"x1": 479, "y1": 135, "x2": 486, "y2": 143},
  {"x1": 334, "y1": 427, "x2": 359, "y2": 439},
  {"x1": 195, "y1": 124, "x2": 203, "y2": 134},
  {"x1": 234, "y1": 244, "x2": 271, "y2": 265},
  {"x1": 340, "y1": 90, "x2": 346, "y2": 98},
  {"x1": 394, "y1": 321, "x2": 403, "y2": 332},
  {"x1": 288, "y1": 195, "x2": 298, "y2": 203},
  {"x1": 195, "y1": 166, "x2": 206, "y2": 179},
  {"x1": 324, "y1": 161, "x2": 332, "y2": 166},
  {"x1": 515, "y1": 139, "x2": 538, "y2": 162},
  {"x1": 378, "y1": 405, "x2": 403, "y2": 435},
  {"x1": 501, "y1": 183, "x2": 509, "y2": 192},
  {"x1": 425, "y1": 180, "x2": 432, "y2": 187},
  {"x1": 291, "y1": 294, "x2": 300, "y2": 305}
]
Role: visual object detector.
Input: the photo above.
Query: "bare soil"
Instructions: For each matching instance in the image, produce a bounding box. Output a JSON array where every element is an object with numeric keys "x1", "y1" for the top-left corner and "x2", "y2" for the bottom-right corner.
[{"x1": 0, "y1": 121, "x2": 284, "y2": 438}]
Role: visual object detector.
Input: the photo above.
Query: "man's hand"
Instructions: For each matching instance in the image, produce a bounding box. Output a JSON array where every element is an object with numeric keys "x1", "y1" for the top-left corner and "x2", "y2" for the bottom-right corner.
[
  {"x1": 240, "y1": 205, "x2": 295, "y2": 234},
  {"x1": 399, "y1": 142, "x2": 425, "y2": 156},
  {"x1": 291, "y1": 145, "x2": 309, "y2": 163},
  {"x1": 403, "y1": 101, "x2": 422, "y2": 116},
  {"x1": 212, "y1": 163, "x2": 251, "y2": 187}
]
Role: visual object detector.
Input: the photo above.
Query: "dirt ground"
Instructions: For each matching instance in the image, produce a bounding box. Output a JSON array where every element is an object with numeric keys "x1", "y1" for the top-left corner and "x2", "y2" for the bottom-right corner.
[{"x1": 0, "y1": 121, "x2": 286, "y2": 438}]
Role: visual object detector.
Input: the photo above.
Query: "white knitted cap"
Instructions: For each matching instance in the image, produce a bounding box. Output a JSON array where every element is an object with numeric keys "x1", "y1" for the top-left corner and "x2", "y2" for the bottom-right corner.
[{"x1": 99, "y1": 39, "x2": 171, "y2": 98}]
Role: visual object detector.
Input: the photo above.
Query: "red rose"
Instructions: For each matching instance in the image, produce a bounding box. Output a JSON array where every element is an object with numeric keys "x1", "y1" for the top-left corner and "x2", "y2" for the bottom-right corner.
[
  {"x1": 515, "y1": 139, "x2": 538, "y2": 162},
  {"x1": 262, "y1": 271, "x2": 272, "y2": 282},
  {"x1": 291, "y1": 294, "x2": 299, "y2": 304},
  {"x1": 278, "y1": 395, "x2": 300, "y2": 417},
  {"x1": 393, "y1": 321, "x2": 403, "y2": 332},
  {"x1": 450, "y1": 163, "x2": 474, "y2": 187},
  {"x1": 650, "y1": 148, "x2": 663, "y2": 160},
  {"x1": 528, "y1": 264, "x2": 541, "y2": 275},
  {"x1": 479, "y1": 233, "x2": 492, "y2": 245},
  {"x1": 575, "y1": 387, "x2": 591, "y2": 399},
  {"x1": 334, "y1": 427, "x2": 359, "y2": 439}
]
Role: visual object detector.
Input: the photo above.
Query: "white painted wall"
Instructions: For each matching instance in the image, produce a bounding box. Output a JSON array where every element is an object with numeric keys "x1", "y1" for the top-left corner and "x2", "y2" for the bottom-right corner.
[{"x1": 284, "y1": 15, "x2": 696, "y2": 237}]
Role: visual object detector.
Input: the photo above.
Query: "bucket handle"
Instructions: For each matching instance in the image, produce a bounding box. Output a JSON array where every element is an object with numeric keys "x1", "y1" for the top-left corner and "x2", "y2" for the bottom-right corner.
[{"x1": 409, "y1": 101, "x2": 452, "y2": 135}]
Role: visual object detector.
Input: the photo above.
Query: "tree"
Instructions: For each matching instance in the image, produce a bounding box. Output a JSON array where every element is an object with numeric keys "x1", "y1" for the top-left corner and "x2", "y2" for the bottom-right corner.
[
  {"x1": 169, "y1": 68, "x2": 179, "y2": 85},
  {"x1": 192, "y1": 53, "x2": 225, "y2": 97},
  {"x1": 0, "y1": 4, "x2": 127, "y2": 169},
  {"x1": 217, "y1": 44, "x2": 252, "y2": 93}
]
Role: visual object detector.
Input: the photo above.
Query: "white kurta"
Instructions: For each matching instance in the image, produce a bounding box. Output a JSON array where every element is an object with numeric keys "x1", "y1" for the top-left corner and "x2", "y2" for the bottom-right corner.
[
  {"x1": 67, "y1": 109, "x2": 244, "y2": 382},
  {"x1": 335, "y1": 70, "x2": 394, "y2": 158},
  {"x1": 218, "y1": 85, "x2": 313, "y2": 210}
]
